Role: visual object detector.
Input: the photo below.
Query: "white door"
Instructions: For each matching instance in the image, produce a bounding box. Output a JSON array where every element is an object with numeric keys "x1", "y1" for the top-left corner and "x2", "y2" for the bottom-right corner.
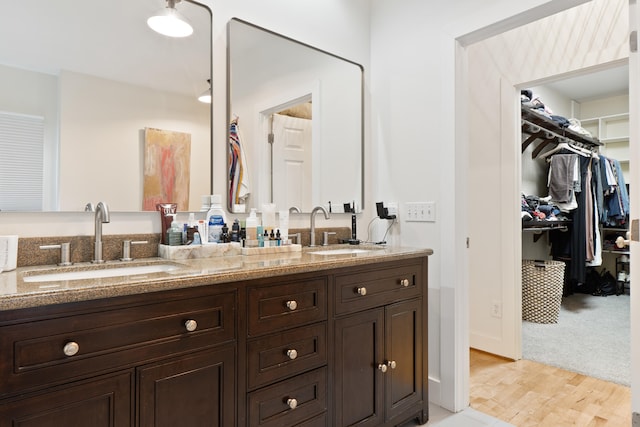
[
  {"x1": 271, "y1": 113, "x2": 313, "y2": 211},
  {"x1": 628, "y1": 0, "x2": 640, "y2": 416}
]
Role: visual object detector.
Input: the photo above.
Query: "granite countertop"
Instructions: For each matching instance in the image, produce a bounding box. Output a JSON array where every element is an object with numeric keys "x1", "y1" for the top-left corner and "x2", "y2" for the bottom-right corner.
[{"x1": 0, "y1": 244, "x2": 433, "y2": 311}]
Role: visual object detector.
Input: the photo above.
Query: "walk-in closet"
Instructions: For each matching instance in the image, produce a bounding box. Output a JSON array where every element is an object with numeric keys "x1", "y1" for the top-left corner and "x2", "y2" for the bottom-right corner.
[{"x1": 520, "y1": 64, "x2": 630, "y2": 386}]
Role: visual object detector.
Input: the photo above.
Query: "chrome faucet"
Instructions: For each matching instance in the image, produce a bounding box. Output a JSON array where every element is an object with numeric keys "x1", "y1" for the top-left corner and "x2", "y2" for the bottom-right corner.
[
  {"x1": 289, "y1": 206, "x2": 301, "y2": 214},
  {"x1": 92, "y1": 201, "x2": 110, "y2": 263},
  {"x1": 309, "y1": 206, "x2": 330, "y2": 247}
]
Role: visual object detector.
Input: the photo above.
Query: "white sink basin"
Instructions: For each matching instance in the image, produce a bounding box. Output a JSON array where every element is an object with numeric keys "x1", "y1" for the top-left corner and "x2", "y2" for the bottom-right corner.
[
  {"x1": 23, "y1": 263, "x2": 181, "y2": 283},
  {"x1": 309, "y1": 248, "x2": 375, "y2": 256}
]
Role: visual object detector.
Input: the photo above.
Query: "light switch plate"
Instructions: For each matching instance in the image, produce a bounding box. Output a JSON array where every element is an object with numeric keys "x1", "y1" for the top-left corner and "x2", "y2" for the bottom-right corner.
[{"x1": 405, "y1": 202, "x2": 436, "y2": 222}]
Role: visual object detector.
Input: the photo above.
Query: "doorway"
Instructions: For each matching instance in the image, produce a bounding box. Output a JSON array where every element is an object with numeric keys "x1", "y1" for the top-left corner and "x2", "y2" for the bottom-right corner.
[{"x1": 461, "y1": 0, "x2": 632, "y2": 415}]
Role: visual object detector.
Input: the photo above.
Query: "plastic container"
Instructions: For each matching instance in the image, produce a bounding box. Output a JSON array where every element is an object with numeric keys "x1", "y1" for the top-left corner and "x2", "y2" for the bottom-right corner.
[
  {"x1": 262, "y1": 203, "x2": 276, "y2": 230},
  {"x1": 167, "y1": 215, "x2": 183, "y2": 246},
  {"x1": 246, "y1": 208, "x2": 260, "y2": 240},
  {"x1": 278, "y1": 210, "x2": 289, "y2": 243},
  {"x1": 206, "y1": 195, "x2": 227, "y2": 243}
]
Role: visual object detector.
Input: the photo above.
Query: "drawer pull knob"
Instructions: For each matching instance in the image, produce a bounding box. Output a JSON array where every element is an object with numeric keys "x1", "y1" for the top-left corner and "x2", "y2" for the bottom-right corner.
[
  {"x1": 63, "y1": 341, "x2": 79, "y2": 357},
  {"x1": 184, "y1": 319, "x2": 198, "y2": 332},
  {"x1": 287, "y1": 398, "x2": 298, "y2": 409},
  {"x1": 356, "y1": 287, "x2": 367, "y2": 296},
  {"x1": 377, "y1": 363, "x2": 388, "y2": 373},
  {"x1": 287, "y1": 349, "x2": 298, "y2": 360},
  {"x1": 387, "y1": 360, "x2": 397, "y2": 369},
  {"x1": 286, "y1": 300, "x2": 298, "y2": 311},
  {"x1": 400, "y1": 278, "x2": 410, "y2": 287}
]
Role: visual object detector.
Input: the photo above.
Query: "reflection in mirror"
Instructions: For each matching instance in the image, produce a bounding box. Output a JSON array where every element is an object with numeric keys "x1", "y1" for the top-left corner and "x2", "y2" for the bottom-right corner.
[
  {"x1": 0, "y1": 0, "x2": 212, "y2": 212},
  {"x1": 227, "y1": 18, "x2": 364, "y2": 214}
]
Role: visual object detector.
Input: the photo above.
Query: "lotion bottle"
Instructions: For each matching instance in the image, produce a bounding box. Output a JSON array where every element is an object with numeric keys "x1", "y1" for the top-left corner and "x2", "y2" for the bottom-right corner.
[
  {"x1": 206, "y1": 195, "x2": 226, "y2": 243},
  {"x1": 246, "y1": 208, "x2": 259, "y2": 240}
]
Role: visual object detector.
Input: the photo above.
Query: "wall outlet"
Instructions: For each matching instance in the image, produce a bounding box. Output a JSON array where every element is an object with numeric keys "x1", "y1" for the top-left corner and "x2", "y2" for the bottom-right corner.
[
  {"x1": 386, "y1": 202, "x2": 398, "y2": 217},
  {"x1": 491, "y1": 300, "x2": 502, "y2": 318}
]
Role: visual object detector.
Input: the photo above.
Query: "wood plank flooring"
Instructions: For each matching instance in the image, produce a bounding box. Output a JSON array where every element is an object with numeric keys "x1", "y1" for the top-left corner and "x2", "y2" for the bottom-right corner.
[{"x1": 469, "y1": 349, "x2": 631, "y2": 426}]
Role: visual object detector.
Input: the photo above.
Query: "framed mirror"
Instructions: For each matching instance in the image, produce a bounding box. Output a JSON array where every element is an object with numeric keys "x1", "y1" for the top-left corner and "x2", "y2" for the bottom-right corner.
[
  {"x1": 227, "y1": 18, "x2": 364, "y2": 214},
  {"x1": 0, "y1": 0, "x2": 212, "y2": 212}
]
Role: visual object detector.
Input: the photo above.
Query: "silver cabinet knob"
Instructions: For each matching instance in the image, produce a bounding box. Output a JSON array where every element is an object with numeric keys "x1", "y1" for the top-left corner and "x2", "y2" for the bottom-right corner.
[
  {"x1": 387, "y1": 360, "x2": 397, "y2": 369},
  {"x1": 286, "y1": 349, "x2": 298, "y2": 360},
  {"x1": 286, "y1": 300, "x2": 298, "y2": 311},
  {"x1": 356, "y1": 287, "x2": 367, "y2": 296},
  {"x1": 63, "y1": 341, "x2": 79, "y2": 357},
  {"x1": 287, "y1": 398, "x2": 298, "y2": 409},
  {"x1": 185, "y1": 319, "x2": 198, "y2": 332},
  {"x1": 377, "y1": 363, "x2": 388, "y2": 373},
  {"x1": 400, "y1": 278, "x2": 410, "y2": 287}
]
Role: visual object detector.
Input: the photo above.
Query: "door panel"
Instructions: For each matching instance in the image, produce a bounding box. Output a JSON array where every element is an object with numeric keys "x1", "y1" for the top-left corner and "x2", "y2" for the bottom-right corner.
[
  {"x1": 272, "y1": 113, "x2": 312, "y2": 211},
  {"x1": 334, "y1": 309, "x2": 384, "y2": 427}
]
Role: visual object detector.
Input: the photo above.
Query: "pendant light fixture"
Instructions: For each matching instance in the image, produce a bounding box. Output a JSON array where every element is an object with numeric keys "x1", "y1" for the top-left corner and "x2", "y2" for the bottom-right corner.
[
  {"x1": 198, "y1": 79, "x2": 212, "y2": 103},
  {"x1": 147, "y1": 0, "x2": 193, "y2": 38}
]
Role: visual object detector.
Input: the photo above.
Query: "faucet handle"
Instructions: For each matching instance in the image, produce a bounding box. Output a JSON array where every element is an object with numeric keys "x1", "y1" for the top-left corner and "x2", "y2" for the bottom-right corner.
[
  {"x1": 289, "y1": 233, "x2": 302, "y2": 245},
  {"x1": 322, "y1": 232, "x2": 336, "y2": 246},
  {"x1": 40, "y1": 242, "x2": 72, "y2": 266},
  {"x1": 121, "y1": 240, "x2": 148, "y2": 261}
]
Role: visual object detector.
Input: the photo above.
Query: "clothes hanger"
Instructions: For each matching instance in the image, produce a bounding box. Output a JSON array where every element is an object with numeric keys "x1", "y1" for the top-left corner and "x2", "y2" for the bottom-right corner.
[{"x1": 537, "y1": 141, "x2": 591, "y2": 159}]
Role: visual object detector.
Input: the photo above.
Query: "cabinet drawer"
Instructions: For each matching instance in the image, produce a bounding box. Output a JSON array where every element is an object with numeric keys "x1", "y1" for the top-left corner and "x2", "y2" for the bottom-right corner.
[
  {"x1": 334, "y1": 261, "x2": 422, "y2": 315},
  {"x1": 248, "y1": 367, "x2": 327, "y2": 427},
  {"x1": 0, "y1": 291, "x2": 235, "y2": 397},
  {"x1": 247, "y1": 322, "x2": 327, "y2": 390},
  {"x1": 248, "y1": 278, "x2": 327, "y2": 337}
]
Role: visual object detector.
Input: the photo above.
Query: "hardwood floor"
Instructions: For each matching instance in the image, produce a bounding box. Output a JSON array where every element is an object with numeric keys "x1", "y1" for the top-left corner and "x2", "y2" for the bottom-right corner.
[{"x1": 469, "y1": 349, "x2": 631, "y2": 426}]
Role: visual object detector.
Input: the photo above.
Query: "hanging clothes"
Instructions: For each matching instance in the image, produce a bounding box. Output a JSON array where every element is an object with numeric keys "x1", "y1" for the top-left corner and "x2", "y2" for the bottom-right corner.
[{"x1": 228, "y1": 118, "x2": 251, "y2": 208}]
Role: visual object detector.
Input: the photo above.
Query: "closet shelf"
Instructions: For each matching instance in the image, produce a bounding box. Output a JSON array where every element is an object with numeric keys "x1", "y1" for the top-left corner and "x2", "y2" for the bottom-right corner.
[
  {"x1": 523, "y1": 220, "x2": 571, "y2": 242},
  {"x1": 521, "y1": 106, "x2": 602, "y2": 158}
]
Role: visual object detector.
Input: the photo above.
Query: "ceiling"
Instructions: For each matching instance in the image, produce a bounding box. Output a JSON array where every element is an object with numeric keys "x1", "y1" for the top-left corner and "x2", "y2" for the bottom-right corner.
[
  {"x1": 0, "y1": 0, "x2": 211, "y2": 98},
  {"x1": 543, "y1": 63, "x2": 629, "y2": 103}
]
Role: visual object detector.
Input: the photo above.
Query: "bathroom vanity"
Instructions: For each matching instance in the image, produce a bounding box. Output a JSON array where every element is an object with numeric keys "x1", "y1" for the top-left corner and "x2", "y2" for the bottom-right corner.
[{"x1": 0, "y1": 246, "x2": 431, "y2": 427}]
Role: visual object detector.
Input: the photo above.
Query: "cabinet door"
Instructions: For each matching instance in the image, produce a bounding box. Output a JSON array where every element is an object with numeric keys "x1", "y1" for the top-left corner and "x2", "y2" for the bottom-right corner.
[
  {"x1": 137, "y1": 345, "x2": 235, "y2": 427},
  {"x1": 0, "y1": 372, "x2": 132, "y2": 427},
  {"x1": 385, "y1": 298, "x2": 422, "y2": 422},
  {"x1": 334, "y1": 309, "x2": 384, "y2": 427}
]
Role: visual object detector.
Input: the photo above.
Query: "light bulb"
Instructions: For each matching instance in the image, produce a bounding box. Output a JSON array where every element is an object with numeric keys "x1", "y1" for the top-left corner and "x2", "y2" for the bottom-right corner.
[{"x1": 147, "y1": 6, "x2": 193, "y2": 38}]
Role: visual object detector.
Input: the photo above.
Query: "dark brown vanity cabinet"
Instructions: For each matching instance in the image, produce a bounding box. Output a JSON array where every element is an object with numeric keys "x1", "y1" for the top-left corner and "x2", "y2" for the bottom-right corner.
[
  {"x1": 0, "y1": 254, "x2": 429, "y2": 427},
  {"x1": 0, "y1": 288, "x2": 236, "y2": 427},
  {"x1": 333, "y1": 259, "x2": 428, "y2": 427}
]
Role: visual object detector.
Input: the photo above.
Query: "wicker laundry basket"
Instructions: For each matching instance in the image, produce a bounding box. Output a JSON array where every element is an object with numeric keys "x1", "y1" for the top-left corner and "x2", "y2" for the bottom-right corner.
[{"x1": 521, "y1": 260, "x2": 565, "y2": 324}]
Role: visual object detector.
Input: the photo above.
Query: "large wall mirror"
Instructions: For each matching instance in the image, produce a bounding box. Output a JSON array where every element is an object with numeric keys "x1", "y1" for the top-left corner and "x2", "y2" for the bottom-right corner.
[
  {"x1": 227, "y1": 18, "x2": 364, "y2": 214},
  {"x1": 0, "y1": 0, "x2": 212, "y2": 212}
]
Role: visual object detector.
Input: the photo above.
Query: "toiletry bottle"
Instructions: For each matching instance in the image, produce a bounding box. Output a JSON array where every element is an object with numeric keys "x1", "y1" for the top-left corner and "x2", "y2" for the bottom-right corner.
[
  {"x1": 221, "y1": 223, "x2": 229, "y2": 243},
  {"x1": 206, "y1": 195, "x2": 226, "y2": 243},
  {"x1": 278, "y1": 210, "x2": 289, "y2": 244},
  {"x1": 167, "y1": 215, "x2": 183, "y2": 246},
  {"x1": 276, "y1": 229, "x2": 281, "y2": 246},
  {"x1": 198, "y1": 219, "x2": 207, "y2": 243},
  {"x1": 246, "y1": 208, "x2": 259, "y2": 240},
  {"x1": 231, "y1": 219, "x2": 240, "y2": 242},
  {"x1": 186, "y1": 212, "x2": 197, "y2": 242},
  {"x1": 257, "y1": 225, "x2": 264, "y2": 247}
]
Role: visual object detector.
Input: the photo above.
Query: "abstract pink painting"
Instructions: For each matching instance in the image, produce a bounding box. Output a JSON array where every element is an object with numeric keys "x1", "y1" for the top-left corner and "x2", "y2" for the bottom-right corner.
[{"x1": 143, "y1": 128, "x2": 191, "y2": 211}]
